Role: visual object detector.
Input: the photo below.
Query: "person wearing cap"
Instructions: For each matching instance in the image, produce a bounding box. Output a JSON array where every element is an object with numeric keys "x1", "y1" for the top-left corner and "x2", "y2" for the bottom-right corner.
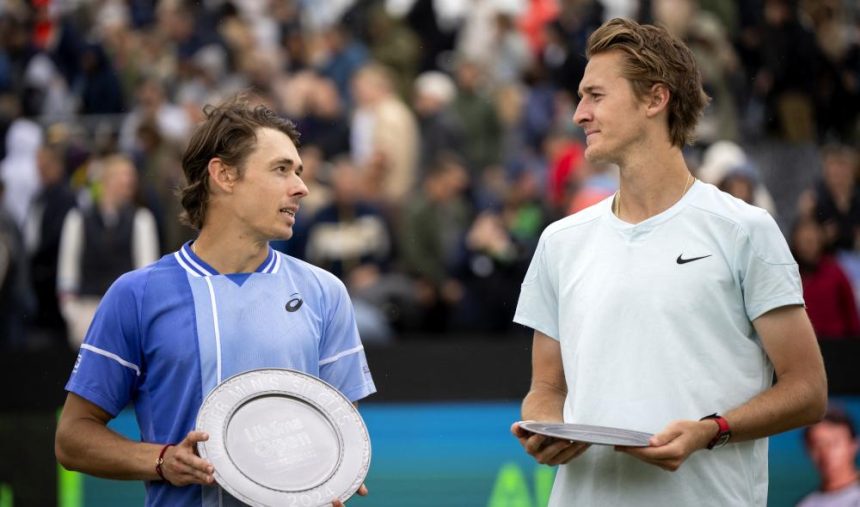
[{"x1": 511, "y1": 18, "x2": 826, "y2": 506}]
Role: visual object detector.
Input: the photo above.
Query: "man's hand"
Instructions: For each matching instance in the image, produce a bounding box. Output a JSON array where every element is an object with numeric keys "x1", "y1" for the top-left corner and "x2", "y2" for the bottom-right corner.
[
  {"x1": 616, "y1": 419, "x2": 716, "y2": 471},
  {"x1": 332, "y1": 483, "x2": 368, "y2": 506},
  {"x1": 160, "y1": 431, "x2": 215, "y2": 486},
  {"x1": 511, "y1": 422, "x2": 590, "y2": 465}
]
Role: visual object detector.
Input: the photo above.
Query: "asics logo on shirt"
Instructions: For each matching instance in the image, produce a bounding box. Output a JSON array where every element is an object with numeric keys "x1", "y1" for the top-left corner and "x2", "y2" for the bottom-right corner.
[
  {"x1": 676, "y1": 254, "x2": 712, "y2": 265},
  {"x1": 285, "y1": 293, "x2": 304, "y2": 312}
]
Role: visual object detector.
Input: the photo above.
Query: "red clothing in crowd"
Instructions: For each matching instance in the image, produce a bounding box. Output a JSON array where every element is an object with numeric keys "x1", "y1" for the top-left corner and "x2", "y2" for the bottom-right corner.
[{"x1": 801, "y1": 255, "x2": 860, "y2": 339}]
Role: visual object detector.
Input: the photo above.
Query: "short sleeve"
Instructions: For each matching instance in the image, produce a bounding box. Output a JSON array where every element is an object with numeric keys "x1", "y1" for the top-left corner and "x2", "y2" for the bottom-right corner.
[
  {"x1": 735, "y1": 209, "x2": 804, "y2": 321},
  {"x1": 318, "y1": 276, "x2": 376, "y2": 402},
  {"x1": 65, "y1": 273, "x2": 144, "y2": 416},
  {"x1": 513, "y1": 232, "x2": 560, "y2": 339}
]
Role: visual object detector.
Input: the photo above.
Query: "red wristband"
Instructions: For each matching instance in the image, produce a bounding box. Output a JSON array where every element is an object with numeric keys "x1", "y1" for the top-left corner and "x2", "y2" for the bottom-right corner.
[{"x1": 155, "y1": 444, "x2": 174, "y2": 482}]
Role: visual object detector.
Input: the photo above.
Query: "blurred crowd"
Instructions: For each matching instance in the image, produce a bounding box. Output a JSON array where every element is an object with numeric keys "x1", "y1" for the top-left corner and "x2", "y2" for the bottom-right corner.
[{"x1": 1, "y1": 0, "x2": 859, "y2": 349}]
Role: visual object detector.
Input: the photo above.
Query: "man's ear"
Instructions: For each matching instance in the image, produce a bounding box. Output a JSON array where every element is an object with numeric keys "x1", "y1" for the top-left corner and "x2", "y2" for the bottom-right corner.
[
  {"x1": 644, "y1": 83, "x2": 670, "y2": 118},
  {"x1": 207, "y1": 158, "x2": 237, "y2": 193}
]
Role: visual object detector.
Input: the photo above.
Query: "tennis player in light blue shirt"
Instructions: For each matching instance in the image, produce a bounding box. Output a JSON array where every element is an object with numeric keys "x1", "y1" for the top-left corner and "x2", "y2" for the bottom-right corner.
[{"x1": 56, "y1": 99, "x2": 375, "y2": 507}]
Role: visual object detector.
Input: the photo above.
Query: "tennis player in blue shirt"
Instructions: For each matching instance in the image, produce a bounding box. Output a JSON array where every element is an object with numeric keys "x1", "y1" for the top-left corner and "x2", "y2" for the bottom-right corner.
[{"x1": 55, "y1": 99, "x2": 376, "y2": 506}]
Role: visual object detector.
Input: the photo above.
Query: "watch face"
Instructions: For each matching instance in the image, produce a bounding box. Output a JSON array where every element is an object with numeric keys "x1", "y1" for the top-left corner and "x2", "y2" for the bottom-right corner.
[{"x1": 713, "y1": 432, "x2": 731, "y2": 448}]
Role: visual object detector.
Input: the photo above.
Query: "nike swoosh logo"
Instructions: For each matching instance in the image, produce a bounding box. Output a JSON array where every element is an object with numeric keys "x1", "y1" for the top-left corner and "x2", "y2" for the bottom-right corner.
[{"x1": 676, "y1": 254, "x2": 712, "y2": 264}]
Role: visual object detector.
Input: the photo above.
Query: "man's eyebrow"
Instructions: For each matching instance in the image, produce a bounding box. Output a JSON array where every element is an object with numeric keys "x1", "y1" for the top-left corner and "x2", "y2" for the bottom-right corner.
[
  {"x1": 271, "y1": 158, "x2": 304, "y2": 174},
  {"x1": 578, "y1": 85, "x2": 604, "y2": 98}
]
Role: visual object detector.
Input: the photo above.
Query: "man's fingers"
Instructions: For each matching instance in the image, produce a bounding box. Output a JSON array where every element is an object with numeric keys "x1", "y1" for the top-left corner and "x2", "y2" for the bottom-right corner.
[
  {"x1": 182, "y1": 431, "x2": 210, "y2": 445},
  {"x1": 649, "y1": 426, "x2": 682, "y2": 447},
  {"x1": 524, "y1": 434, "x2": 549, "y2": 454},
  {"x1": 511, "y1": 421, "x2": 534, "y2": 438},
  {"x1": 357, "y1": 484, "x2": 368, "y2": 496},
  {"x1": 546, "y1": 442, "x2": 590, "y2": 465},
  {"x1": 535, "y1": 439, "x2": 583, "y2": 465}
]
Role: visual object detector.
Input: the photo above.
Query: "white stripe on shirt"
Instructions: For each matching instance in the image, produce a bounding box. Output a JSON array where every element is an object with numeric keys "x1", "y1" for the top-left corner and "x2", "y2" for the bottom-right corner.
[
  {"x1": 80, "y1": 343, "x2": 141, "y2": 376},
  {"x1": 204, "y1": 277, "x2": 223, "y2": 384},
  {"x1": 319, "y1": 345, "x2": 364, "y2": 366}
]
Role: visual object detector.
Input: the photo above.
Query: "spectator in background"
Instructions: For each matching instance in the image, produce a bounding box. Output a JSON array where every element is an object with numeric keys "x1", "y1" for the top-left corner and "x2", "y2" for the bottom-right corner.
[
  {"x1": 295, "y1": 76, "x2": 351, "y2": 160},
  {"x1": 118, "y1": 76, "x2": 191, "y2": 154},
  {"x1": 400, "y1": 153, "x2": 471, "y2": 332},
  {"x1": 791, "y1": 217, "x2": 860, "y2": 339},
  {"x1": 133, "y1": 120, "x2": 190, "y2": 254},
  {"x1": 305, "y1": 155, "x2": 392, "y2": 279},
  {"x1": 57, "y1": 154, "x2": 159, "y2": 347},
  {"x1": 413, "y1": 70, "x2": 464, "y2": 175},
  {"x1": 543, "y1": 129, "x2": 585, "y2": 216},
  {"x1": 754, "y1": 0, "x2": 819, "y2": 142},
  {"x1": 801, "y1": 145, "x2": 860, "y2": 252},
  {"x1": 567, "y1": 159, "x2": 618, "y2": 214},
  {"x1": 350, "y1": 63, "x2": 419, "y2": 210},
  {"x1": 451, "y1": 57, "x2": 502, "y2": 176},
  {"x1": 25, "y1": 145, "x2": 76, "y2": 344},
  {"x1": 365, "y1": 5, "x2": 420, "y2": 101},
  {"x1": 319, "y1": 21, "x2": 369, "y2": 103},
  {"x1": 803, "y1": 0, "x2": 860, "y2": 143},
  {"x1": 791, "y1": 218, "x2": 860, "y2": 339},
  {"x1": 0, "y1": 114, "x2": 42, "y2": 228},
  {"x1": 798, "y1": 407, "x2": 860, "y2": 507},
  {"x1": 718, "y1": 167, "x2": 758, "y2": 205},
  {"x1": 698, "y1": 140, "x2": 778, "y2": 216},
  {"x1": 0, "y1": 178, "x2": 35, "y2": 349},
  {"x1": 305, "y1": 156, "x2": 398, "y2": 342},
  {"x1": 75, "y1": 42, "x2": 125, "y2": 115},
  {"x1": 486, "y1": 12, "x2": 532, "y2": 88},
  {"x1": 652, "y1": 0, "x2": 740, "y2": 144}
]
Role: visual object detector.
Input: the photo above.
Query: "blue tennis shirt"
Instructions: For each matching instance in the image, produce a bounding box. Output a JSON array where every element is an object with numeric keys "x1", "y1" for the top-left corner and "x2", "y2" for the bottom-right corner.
[{"x1": 66, "y1": 242, "x2": 376, "y2": 506}]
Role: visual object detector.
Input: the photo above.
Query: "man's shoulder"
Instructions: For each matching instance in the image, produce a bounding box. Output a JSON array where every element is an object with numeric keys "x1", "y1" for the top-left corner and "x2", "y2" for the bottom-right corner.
[
  {"x1": 105, "y1": 254, "x2": 182, "y2": 298},
  {"x1": 688, "y1": 182, "x2": 780, "y2": 235},
  {"x1": 541, "y1": 198, "x2": 609, "y2": 243},
  {"x1": 278, "y1": 252, "x2": 345, "y2": 290}
]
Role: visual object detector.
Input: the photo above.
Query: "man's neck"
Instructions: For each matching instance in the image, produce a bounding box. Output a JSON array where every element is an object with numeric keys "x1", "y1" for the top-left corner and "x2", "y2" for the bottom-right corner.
[
  {"x1": 192, "y1": 223, "x2": 271, "y2": 274},
  {"x1": 614, "y1": 146, "x2": 692, "y2": 224}
]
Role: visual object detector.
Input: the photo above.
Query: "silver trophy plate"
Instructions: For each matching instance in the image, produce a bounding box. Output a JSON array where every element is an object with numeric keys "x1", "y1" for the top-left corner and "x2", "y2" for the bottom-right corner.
[
  {"x1": 196, "y1": 369, "x2": 371, "y2": 507},
  {"x1": 519, "y1": 421, "x2": 653, "y2": 447}
]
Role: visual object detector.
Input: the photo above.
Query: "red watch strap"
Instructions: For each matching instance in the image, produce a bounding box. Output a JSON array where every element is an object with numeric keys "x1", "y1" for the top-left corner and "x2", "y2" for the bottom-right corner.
[{"x1": 700, "y1": 414, "x2": 731, "y2": 449}]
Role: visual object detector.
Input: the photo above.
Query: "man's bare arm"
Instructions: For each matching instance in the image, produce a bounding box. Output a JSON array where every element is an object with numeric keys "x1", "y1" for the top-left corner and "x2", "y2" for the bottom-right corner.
[
  {"x1": 522, "y1": 330, "x2": 567, "y2": 422},
  {"x1": 622, "y1": 305, "x2": 827, "y2": 471},
  {"x1": 722, "y1": 305, "x2": 827, "y2": 440},
  {"x1": 55, "y1": 392, "x2": 214, "y2": 485},
  {"x1": 512, "y1": 330, "x2": 589, "y2": 465}
]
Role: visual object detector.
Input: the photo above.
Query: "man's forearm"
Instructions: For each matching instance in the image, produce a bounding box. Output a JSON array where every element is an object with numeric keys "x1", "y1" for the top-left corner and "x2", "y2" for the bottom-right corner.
[
  {"x1": 522, "y1": 384, "x2": 567, "y2": 422},
  {"x1": 56, "y1": 416, "x2": 162, "y2": 481},
  {"x1": 723, "y1": 371, "x2": 827, "y2": 443}
]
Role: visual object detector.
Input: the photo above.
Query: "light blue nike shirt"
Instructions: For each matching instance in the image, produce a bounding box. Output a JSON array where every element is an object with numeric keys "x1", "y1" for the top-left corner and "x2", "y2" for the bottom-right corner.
[{"x1": 66, "y1": 242, "x2": 376, "y2": 506}]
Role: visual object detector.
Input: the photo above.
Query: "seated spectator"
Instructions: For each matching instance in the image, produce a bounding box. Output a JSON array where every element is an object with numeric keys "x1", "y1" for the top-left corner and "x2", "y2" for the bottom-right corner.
[
  {"x1": 304, "y1": 155, "x2": 392, "y2": 279},
  {"x1": 797, "y1": 407, "x2": 860, "y2": 506},
  {"x1": 791, "y1": 218, "x2": 860, "y2": 339},
  {"x1": 57, "y1": 154, "x2": 159, "y2": 347},
  {"x1": 803, "y1": 145, "x2": 860, "y2": 252}
]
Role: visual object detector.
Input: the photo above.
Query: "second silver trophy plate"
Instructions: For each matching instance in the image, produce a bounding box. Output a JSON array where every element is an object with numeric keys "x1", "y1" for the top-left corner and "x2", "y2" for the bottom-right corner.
[{"x1": 519, "y1": 421, "x2": 653, "y2": 447}]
